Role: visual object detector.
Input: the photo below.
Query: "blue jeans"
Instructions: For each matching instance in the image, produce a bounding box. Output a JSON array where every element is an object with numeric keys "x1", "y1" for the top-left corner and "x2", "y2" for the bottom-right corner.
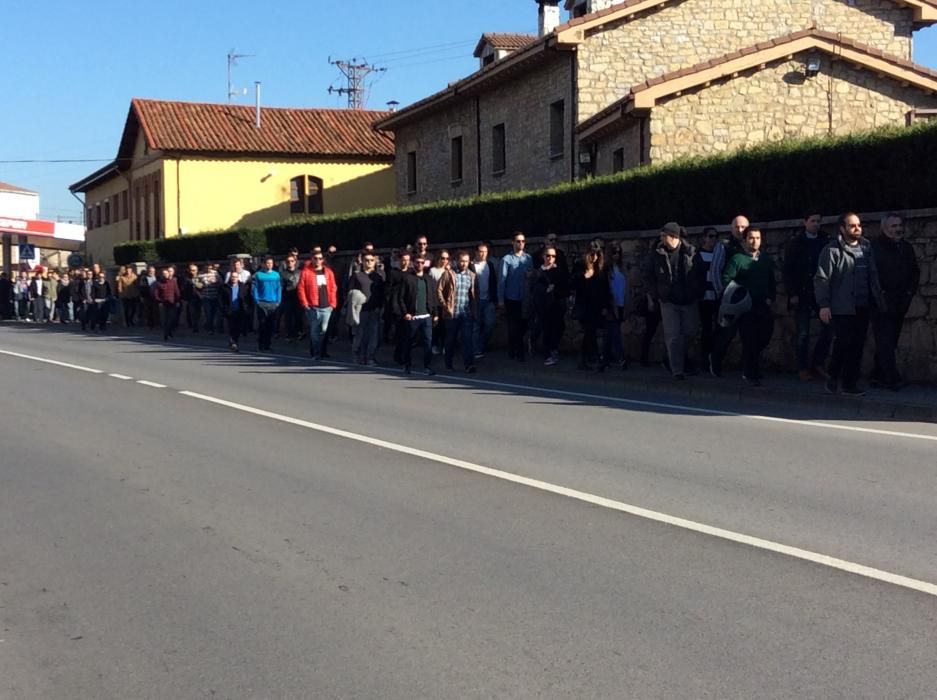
[
  {"x1": 306, "y1": 306, "x2": 333, "y2": 358},
  {"x1": 444, "y1": 315, "x2": 475, "y2": 369},
  {"x1": 473, "y1": 299, "x2": 496, "y2": 354},
  {"x1": 603, "y1": 315, "x2": 624, "y2": 366},
  {"x1": 794, "y1": 305, "x2": 832, "y2": 371},
  {"x1": 404, "y1": 317, "x2": 433, "y2": 369}
]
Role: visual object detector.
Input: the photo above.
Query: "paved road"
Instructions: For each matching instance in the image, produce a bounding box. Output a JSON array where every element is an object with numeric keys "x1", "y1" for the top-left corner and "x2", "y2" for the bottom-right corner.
[{"x1": 1, "y1": 324, "x2": 936, "y2": 699}]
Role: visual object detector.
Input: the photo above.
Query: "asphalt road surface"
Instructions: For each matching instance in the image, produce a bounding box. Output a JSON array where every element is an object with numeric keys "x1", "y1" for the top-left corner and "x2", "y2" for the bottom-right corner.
[{"x1": 1, "y1": 324, "x2": 936, "y2": 699}]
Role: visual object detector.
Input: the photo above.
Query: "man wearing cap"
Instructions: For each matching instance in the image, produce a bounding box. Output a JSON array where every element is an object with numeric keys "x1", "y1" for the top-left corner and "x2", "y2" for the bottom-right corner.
[
  {"x1": 643, "y1": 222, "x2": 702, "y2": 380},
  {"x1": 871, "y1": 213, "x2": 919, "y2": 390}
]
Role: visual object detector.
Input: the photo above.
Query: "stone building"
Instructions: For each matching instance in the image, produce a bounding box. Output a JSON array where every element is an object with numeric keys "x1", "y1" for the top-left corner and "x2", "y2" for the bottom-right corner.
[{"x1": 375, "y1": 0, "x2": 937, "y2": 204}]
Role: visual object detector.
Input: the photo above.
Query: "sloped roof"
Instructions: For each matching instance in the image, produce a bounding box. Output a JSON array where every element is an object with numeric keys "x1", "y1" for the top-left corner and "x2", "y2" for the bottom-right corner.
[
  {"x1": 0, "y1": 181, "x2": 37, "y2": 195},
  {"x1": 578, "y1": 28, "x2": 937, "y2": 139},
  {"x1": 473, "y1": 32, "x2": 538, "y2": 57},
  {"x1": 123, "y1": 98, "x2": 395, "y2": 160},
  {"x1": 556, "y1": 0, "x2": 937, "y2": 37}
]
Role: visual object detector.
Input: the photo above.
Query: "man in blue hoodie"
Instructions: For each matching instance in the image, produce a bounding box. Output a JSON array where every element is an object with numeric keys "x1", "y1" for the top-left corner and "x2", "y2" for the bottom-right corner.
[{"x1": 252, "y1": 256, "x2": 282, "y2": 352}]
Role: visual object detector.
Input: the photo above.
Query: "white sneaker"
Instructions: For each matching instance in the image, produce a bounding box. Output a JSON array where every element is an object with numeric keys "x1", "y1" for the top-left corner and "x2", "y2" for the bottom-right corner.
[{"x1": 544, "y1": 357, "x2": 558, "y2": 366}]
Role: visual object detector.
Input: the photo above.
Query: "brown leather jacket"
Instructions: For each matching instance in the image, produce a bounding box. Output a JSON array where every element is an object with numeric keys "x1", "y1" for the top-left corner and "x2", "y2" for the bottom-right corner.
[{"x1": 436, "y1": 268, "x2": 478, "y2": 320}]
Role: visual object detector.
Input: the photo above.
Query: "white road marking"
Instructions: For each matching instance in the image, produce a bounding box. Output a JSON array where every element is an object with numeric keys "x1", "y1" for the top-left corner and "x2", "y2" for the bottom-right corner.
[
  {"x1": 180, "y1": 389, "x2": 937, "y2": 598},
  {"x1": 3, "y1": 340, "x2": 936, "y2": 443},
  {"x1": 109, "y1": 373, "x2": 133, "y2": 380},
  {"x1": 0, "y1": 349, "x2": 102, "y2": 374},
  {"x1": 136, "y1": 380, "x2": 167, "y2": 389}
]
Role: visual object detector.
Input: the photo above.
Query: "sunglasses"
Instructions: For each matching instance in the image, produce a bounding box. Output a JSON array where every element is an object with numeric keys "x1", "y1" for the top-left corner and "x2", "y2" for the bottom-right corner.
[{"x1": 544, "y1": 254, "x2": 556, "y2": 258}]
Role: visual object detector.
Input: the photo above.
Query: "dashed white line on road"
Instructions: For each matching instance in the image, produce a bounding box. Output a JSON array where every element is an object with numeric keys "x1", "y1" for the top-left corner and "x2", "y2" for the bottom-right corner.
[
  {"x1": 109, "y1": 373, "x2": 133, "y2": 380},
  {"x1": 179, "y1": 388, "x2": 937, "y2": 599},
  {"x1": 0, "y1": 348, "x2": 103, "y2": 374},
  {"x1": 136, "y1": 380, "x2": 167, "y2": 389}
]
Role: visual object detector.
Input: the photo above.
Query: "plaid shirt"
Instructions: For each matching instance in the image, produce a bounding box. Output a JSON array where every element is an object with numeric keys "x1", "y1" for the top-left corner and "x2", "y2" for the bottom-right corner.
[{"x1": 453, "y1": 269, "x2": 473, "y2": 317}]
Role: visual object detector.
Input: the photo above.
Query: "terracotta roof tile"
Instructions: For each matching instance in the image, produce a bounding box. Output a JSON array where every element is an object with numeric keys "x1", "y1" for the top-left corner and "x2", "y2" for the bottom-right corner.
[
  {"x1": 0, "y1": 181, "x2": 37, "y2": 195},
  {"x1": 130, "y1": 99, "x2": 394, "y2": 159},
  {"x1": 474, "y1": 32, "x2": 538, "y2": 57}
]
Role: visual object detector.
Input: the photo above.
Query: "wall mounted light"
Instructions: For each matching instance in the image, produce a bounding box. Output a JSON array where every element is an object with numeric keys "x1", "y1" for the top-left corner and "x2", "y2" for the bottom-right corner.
[{"x1": 805, "y1": 56, "x2": 821, "y2": 78}]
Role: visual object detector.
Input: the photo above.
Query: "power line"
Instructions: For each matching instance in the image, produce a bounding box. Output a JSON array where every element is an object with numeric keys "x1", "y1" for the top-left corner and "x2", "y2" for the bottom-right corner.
[
  {"x1": 364, "y1": 39, "x2": 474, "y2": 61},
  {"x1": 0, "y1": 159, "x2": 115, "y2": 163}
]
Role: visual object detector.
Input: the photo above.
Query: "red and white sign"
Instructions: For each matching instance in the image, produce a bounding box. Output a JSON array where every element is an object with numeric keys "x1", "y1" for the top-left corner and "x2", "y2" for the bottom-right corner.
[{"x1": 0, "y1": 217, "x2": 57, "y2": 237}]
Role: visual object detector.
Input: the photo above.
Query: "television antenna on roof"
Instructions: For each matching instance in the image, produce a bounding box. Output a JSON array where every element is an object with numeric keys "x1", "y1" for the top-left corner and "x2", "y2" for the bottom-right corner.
[{"x1": 227, "y1": 50, "x2": 255, "y2": 103}]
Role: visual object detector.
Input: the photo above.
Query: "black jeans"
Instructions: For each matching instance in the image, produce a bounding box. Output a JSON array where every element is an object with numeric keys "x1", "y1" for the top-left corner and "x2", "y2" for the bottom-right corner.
[
  {"x1": 641, "y1": 305, "x2": 661, "y2": 365},
  {"x1": 579, "y1": 320, "x2": 600, "y2": 366},
  {"x1": 828, "y1": 307, "x2": 871, "y2": 390},
  {"x1": 256, "y1": 302, "x2": 279, "y2": 350},
  {"x1": 541, "y1": 302, "x2": 565, "y2": 358},
  {"x1": 710, "y1": 316, "x2": 739, "y2": 374},
  {"x1": 794, "y1": 304, "x2": 832, "y2": 371},
  {"x1": 698, "y1": 299, "x2": 718, "y2": 364},
  {"x1": 160, "y1": 303, "x2": 179, "y2": 339},
  {"x1": 738, "y1": 303, "x2": 774, "y2": 380},
  {"x1": 279, "y1": 290, "x2": 302, "y2": 339},
  {"x1": 403, "y1": 317, "x2": 433, "y2": 370},
  {"x1": 504, "y1": 300, "x2": 527, "y2": 359},
  {"x1": 227, "y1": 310, "x2": 247, "y2": 345},
  {"x1": 872, "y1": 311, "x2": 906, "y2": 385},
  {"x1": 121, "y1": 298, "x2": 139, "y2": 327}
]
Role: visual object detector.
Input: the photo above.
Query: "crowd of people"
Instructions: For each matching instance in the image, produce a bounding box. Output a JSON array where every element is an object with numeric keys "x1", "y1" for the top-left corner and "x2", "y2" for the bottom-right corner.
[{"x1": 0, "y1": 212, "x2": 921, "y2": 393}]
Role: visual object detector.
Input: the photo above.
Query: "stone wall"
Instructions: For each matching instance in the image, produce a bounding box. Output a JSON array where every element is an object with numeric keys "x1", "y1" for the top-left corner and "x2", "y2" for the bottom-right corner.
[
  {"x1": 576, "y1": 0, "x2": 914, "y2": 122},
  {"x1": 476, "y1": 208, "x2": 937, "y2": 380},
  {"x1": 647, "y1": 54, "x2": 937, "y2": 163},
  {"x1": 393, "y1": 54, "x2": 574, "y2": 204}
]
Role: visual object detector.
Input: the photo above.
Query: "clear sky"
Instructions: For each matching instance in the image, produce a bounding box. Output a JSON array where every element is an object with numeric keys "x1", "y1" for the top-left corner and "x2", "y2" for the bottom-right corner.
[{"x1": 3, "y1": 0, "x2": 936, "y2": 222}]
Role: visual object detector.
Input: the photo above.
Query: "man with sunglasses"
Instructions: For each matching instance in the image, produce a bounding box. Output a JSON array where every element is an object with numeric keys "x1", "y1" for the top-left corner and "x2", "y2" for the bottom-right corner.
[
  {"x1": 298, "y1": 249, "x2": 338, "y2": 362},
  {"x1": 499, "y1": 232, "x2": 533, "y2": 361},
  {"x1": 871, "y1": 213, "x2": 919, "y2": 390}
]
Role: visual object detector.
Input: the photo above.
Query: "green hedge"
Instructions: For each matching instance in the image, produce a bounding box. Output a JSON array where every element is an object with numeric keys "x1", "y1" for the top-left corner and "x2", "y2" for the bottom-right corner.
[{"x1": 114, "y1": 121, "x2": 937, "y2": 264}]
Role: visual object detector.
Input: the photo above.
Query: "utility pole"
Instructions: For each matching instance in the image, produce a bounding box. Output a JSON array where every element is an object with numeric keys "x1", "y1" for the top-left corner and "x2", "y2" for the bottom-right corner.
[
  {"x1": 328, "y1": 57, "x2": 386, "y2": 109},
  {"x1": 227, "y1": 50, "x2": 255, "y2": 103}
]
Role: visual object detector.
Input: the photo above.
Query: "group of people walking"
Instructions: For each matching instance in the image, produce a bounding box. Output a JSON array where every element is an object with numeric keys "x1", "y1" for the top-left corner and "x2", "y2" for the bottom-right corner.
[
  {"x1": 644, "y1": 211, "x2": 919, "y2": 394},
  {"x1": 0, "y1": 211, "x2": 921, "y2": 392}
]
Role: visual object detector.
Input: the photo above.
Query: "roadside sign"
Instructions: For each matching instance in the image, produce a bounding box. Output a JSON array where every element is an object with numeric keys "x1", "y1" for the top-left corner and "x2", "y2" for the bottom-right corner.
[
  {"x1": 18, "y1": 243, "x2": 36, "y2": 260},
  {"x1": 67, "y1": 253, "x2": 84, "y2": 268}
]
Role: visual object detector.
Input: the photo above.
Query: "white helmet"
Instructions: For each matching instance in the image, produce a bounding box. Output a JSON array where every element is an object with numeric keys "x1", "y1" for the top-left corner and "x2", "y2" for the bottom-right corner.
[{"x1": 718, "y1": 281, "x2": 752, "y2": 327}]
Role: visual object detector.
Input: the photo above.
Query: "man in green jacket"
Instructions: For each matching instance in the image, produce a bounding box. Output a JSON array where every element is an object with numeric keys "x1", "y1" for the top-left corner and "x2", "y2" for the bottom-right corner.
[{"x1": 722, "y1": 228, "x2": 776, "y2": 387}]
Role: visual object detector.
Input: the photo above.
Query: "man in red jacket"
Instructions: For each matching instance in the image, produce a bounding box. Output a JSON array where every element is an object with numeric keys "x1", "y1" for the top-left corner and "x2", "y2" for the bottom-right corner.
[
  {"x1": 298, "y1": 250, "x2": 338, "y2": 361},
  {"x1": 153, "y1": 267, "x2": 182, "y2": 341}
]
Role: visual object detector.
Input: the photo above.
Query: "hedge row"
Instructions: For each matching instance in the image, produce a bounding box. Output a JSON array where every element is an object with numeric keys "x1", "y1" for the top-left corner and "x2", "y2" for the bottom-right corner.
[{"x1": 114, "y1": 121, "x2": 937, "y2": 265}]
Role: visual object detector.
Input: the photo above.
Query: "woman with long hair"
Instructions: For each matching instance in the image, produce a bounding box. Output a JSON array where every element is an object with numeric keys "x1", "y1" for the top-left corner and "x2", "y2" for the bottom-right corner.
[{"x1": 572, "y1": 243, "x2": 611, "y2": 371}]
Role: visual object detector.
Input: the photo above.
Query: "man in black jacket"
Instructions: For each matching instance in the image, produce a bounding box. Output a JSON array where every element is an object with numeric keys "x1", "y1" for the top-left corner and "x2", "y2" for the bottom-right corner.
[
  {"x1": 392, "y1": 255, "x2": 438, "y2": 375},
  {"x1": 871, "y1": 214, "x2": 920, "y2": 390},
  {"x1": 643, "y1": 222, "x2": 702, "y2": 380},
  {"x1": 0, "y1": 272, "x2": 11, "y2": 319},
  {"x1": 783, "y1": 213, "x2": 833, "y2": 381}
]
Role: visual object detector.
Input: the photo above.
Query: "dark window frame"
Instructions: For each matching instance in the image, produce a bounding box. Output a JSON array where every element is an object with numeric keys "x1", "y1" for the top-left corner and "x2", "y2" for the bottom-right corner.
[
  {"x1": 492, "y1": 123, "x2": 506, "y2": 175},
  {"x1": 450, "y1": 136, "x2": 464, "y2": 184},
  {"x1": 612, "y1": 148, "x2": 625, "y2": 174},
  {"x1": 406, "y1": 151, "x2": 418, "y2": 194},
  {"x1": 549, "y1": 100, "x2": 565, "y2": 159}
]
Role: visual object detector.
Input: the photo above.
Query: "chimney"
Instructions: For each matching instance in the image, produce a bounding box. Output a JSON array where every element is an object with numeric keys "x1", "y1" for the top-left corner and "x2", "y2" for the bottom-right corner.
[
  {"x1": 387, "y1": 100, "x2": 400, "y2": 113},
  {"x1": 538, "y1": 0, "x2": 561, "y2": 36},
  {"x1": 254, "y1": 81, "x2": 262, "y2": 129}
]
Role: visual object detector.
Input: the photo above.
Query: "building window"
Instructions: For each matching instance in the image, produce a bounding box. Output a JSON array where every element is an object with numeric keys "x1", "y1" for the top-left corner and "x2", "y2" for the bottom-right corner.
[
  {"x1": 306, "y1": 176, "x2": 323, "y2": 215},
  {"x1": 450, "y1": 136, "x2": 463, "y2": 183},
  {"x1": 492, "y1": 123, "x2": 506, "y2": 174},
  {"x1": 482, "y1": 53, "x2": 495, "y2": 67},
  {"x1": 612, "y1": 148, "x2": 625, "y2": 174},
  {"x1": 86, "y1": 207, "x2": 93, "y2": 230},
  {"x1": 407, "y1": 151, "x2": 418, "y2": 194},
  {"x1": 94, "y1": 203, "x2": 101, "y2": 228},
  {"x1": 290, "y1": 175, "x2": 325, "y2": 215},
  {"x1": 550, "y1": 100, "x2": 565, "y2": 158},
  {"x1": 290, "y1": 176, "x2": 306, "y2": 214},
  {"x1": 104, "y1": 200, "x2": 111, "y2": 226}
]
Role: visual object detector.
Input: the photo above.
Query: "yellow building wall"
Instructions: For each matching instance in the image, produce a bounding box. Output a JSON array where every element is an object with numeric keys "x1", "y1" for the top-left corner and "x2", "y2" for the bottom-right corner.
[
  {"x1": 83, "y1": 175, "x2": 131, "y2": 267},
  {"x1": 164, "y1": 157, "x2": 394, "y2": 236}
]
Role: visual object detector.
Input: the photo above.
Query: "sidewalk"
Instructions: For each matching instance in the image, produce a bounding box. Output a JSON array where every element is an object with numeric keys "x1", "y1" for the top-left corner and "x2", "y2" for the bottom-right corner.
[{"x1": 6, "y1": 319, "x2": 936, "y2": 422}]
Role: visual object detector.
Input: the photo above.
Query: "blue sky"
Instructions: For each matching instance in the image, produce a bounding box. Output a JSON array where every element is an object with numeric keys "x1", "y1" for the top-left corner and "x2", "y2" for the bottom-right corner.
[{"x1": 3, "y1": 0, "x2": 936, "y2": 222}]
